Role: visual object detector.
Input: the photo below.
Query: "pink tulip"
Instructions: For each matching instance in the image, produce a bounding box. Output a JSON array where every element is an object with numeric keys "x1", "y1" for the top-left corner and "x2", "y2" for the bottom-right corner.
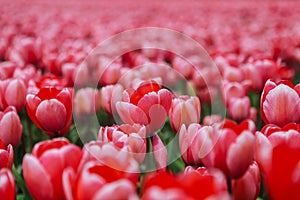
[
  {"x1": 152, "y1": 134, "x2": 168, "y2": 171},
  {"x1": 63, "y1": 161, "x2": 138, "y2": 200},
  {"x1": 23, "y1": 138, "x2": 82, "y2": 200},
  {"x1": 78, "y1": 141, "x2": 140, "y2": 179},
  {"x1": 74, "y1": 87, "x2": 101, "y2": 117},
  {"x1": 99, "y1": 84, "x2": 124, "y2": 115},
  {"x1": 98, "y1": 124, "x2": 146, "y2": 164},
  {"x1": 256, "y1": 130, "x2": 300, "y2": 200},
  {"x1": 0, "y1": 61, "x2": 17, "y2": 80},
  {"x1": 221, "y1": 81, "x2": 247, "y2": 106},
  {"x1": 0, "y1": 106, "x2": 22, "y2": 147},
  {"x1": 0, "y1": 79, "x2": 27, "y2": 111},
  {"x1": 232, "y1": 161, "x2": 260, "y2": 200},
  {"x1": 178, "y1": 124, "x2": 206, "y2": 165},
  {"x1": 116, "y1": 80, "x2": 172, "y2": 134},
  {"x1": 203, "y1": 114, "x2": 222, "y2": 126},
  {"x1": 169, "y1": 95, "x2": 201, "y2": 132},
  {"x1": 0, "y1": 141, "x2": 13, "y2": 170},
  {"x1": 260, "y1": 79, "x2": 300, "y2": 127},
  {"x1": 0, "y1": 168, "x2": 16, "y2": 200},
  {"x1": 228, "y1": 96, "x2": 251, "y2": 121}
]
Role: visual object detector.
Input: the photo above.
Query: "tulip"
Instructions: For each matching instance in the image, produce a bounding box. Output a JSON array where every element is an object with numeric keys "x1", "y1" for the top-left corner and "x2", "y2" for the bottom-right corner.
[
  {"x1": 203, "y1": 114, "x2": 222, "y2": 126},
  {"x1": 221, "y1": 81, "x2": 247, "y2": 106},
  {"x1": 78, "y1": 141, "x2": 140, "y2": 180},
  {"x1": 178, "y1": 124, "x2": 205, "y2": 165},
  {"x1": 0, "y1": 106, "x2": 22, "y2": 147},
  {"x1": 228, "y1": 96, "x2": 251, "y2": 121},
  {"x1": 0, "y1": 79, "x2": 27, "y2": 111},
  {"x1": 169, "y1": 95, "x2": 201, "y2": 132},
  {"x1": 74, "y1": 87, "x2": 101, "y2": 117},
  {"x1": 261, "y1": 122, "x2": 300, "y2": 136},
  {"x1": 256, "y1": 130, "x2": 300, "y2": 200},
  {"x1": 98, "y1": 124, "x2": 146, "y2": 164},
  {"x1": 26, "y1": 87, "x2": 73, "y2": 136},
  {"x1": 36, "y1": 75, "x2": 67, "y2": 88},
  {"x1": 0, "y1": 61, "x2": 17, "y2": 80},
  {"x1": 23, "y1": 138, "x2": 82, "y2": 200},
  {"x1": 195, "y1": 119, "x2": 256, "y2": 179},
  {"x1": 260, "y1": 79, "x2": 300, "y2": 127},
  {"x1": 99, "y1": 84, "x2": 124, "y2": 115},
  {"x1": 0, "y1": 141, "x2": 13, "y2": 170},
  {"x1": 116, "y1": 80, "x2": 172, "y2": 134},
  {"x1": 63, "y1": 162, "x2": 138, "y2": 200},
  {"x1": 152, "y1": 134, "x2": 168, "y2": 171},
  {"x1": 232, "y1": 161, "x2": 260, "y2": 200},
  {"x1": 142, "y1": 167, "x2": 230, "y2": 200},
  {"x1": 0, "y1": 168, "x2": 16, "y2": 200}
]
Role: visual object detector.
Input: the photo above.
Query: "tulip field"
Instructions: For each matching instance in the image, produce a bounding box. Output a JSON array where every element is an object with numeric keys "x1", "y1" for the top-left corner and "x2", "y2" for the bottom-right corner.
[{"x1": 1, "y1": 0, "x2": 300, "y2": 199}]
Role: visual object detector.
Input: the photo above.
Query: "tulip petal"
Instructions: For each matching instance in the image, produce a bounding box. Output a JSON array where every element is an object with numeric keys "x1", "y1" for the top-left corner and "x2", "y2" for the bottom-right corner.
[
  {"x1": 152, "y1": 134, "x2": 168, "y2": 171},
  {"x1": 23, "y1": 154, "x2": 54, "y2": 199},
  {"x1": 116, "y1": 102, "x2": 148, "y2": 125},
  {"x1": 262, "y1": 84, "x2": 300, "y2": 127},
  {"x1": 227, "y1": 131, "x2": 254, "y2": 179},
  {"x1": 36, "y1": 99, "x2": 67, "y2": 132},
  {"x1": 92, "y1": 179, "x2": 136, "y2": 200}
]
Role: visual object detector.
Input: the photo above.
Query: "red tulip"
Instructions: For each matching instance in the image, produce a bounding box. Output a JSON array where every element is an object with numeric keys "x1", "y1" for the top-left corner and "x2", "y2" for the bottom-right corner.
[
  {"x1": 23, "y1": 138, "x2": 82, "y2": 200},
  {"x1": 0, "y1": 106, "x2": 22, "y2": 147},
  {"x1": 260, "y1": 79, "x2": 300, "y2": 127},
  {"x1": 98, "y1": 124, "x2": 146, "y2": 164},
  {"x1": 116, "y1": 80, "x2": 172, "y2": 134},
  {"x1": 232, "y1": 161, "x2": 260, "y2": 200},
  {"x1": 0, "y1": 141, "x2": 13, "y2": 170},
  {"x1": 169, "y1": 95, "x2": 201, "y2": 132},
  {"x1": 197, "y1": 119, "x2": 256, "y2": 179},
  {"x1": 0, "y1": 168, "x2": 16, "y2": 200},
  {"x1": 261, "y1": 123, "x2": 300, "y2": 136},
  {"x1": 256, "y1": 130, "x2": 300, "y2": 200},
  {"x1": 0, "y1": 79, "x2": 27, "y2": 111},
  {"x1": 26, "y1": 87, "x2": 73, "y2": 136},
  {"x1": 142, "y1": 167, "x2": 230, "y2": 200}
]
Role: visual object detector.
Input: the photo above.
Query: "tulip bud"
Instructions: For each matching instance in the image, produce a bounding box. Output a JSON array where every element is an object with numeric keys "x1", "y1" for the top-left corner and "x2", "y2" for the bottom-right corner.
[
  {"x1": 0, "y1": 168, "x2": 16, "y2": 200},
  {"x1": 169, "y1": 96, "x2": 200, "y2": 132},
  {"x1": 0, "y1": 106, "x2": 22, "y2": 147}
]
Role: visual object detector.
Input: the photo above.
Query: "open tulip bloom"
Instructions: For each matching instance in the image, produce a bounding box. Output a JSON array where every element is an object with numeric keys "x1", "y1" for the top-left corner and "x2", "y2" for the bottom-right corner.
[{"x1": 1, "y1": 1, "x2": 300, "y2": 199}]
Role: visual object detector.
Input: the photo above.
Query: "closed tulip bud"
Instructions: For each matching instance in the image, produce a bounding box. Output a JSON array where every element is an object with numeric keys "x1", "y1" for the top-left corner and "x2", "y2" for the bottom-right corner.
[
  {"x1": 0, "y1": 106, "x2": 22, "y2": 147},
  {"x1": 169, "y1": 96, "x2": 201, "y2": 132},
  {"x1": 0, "y1": 141, "x2": 13, "y2": 170},
  {"x1": 26, "y1": 87, "x2": 73, "y2": 136},
  {"x1": 0, "y1": 168, "x2": 16, "y2": 200},
  {"x1": 0, "y1": 79, "x2": 27, "y2": 111},
  {"x1": 152, "y1": 134, "x2": 168, "y2": 171},
  {"x1": 228, "y1": 96, "x2": 251, "y2": 121},
  {"x1": 22, "y1": 138, "x2": 82, "y2": 200},
  {"x1": 99, "y1": 84, "x2": 124, "y2": 115},
  {"x1": 232, "y1": 161, "x2": 260, "y2": 200},
  {"x1": 74, "y1": 87, "x2": 101, "y2": 117},
  {"x1": 261, "y1": 79, "x2": 300, "y2": 127}
]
